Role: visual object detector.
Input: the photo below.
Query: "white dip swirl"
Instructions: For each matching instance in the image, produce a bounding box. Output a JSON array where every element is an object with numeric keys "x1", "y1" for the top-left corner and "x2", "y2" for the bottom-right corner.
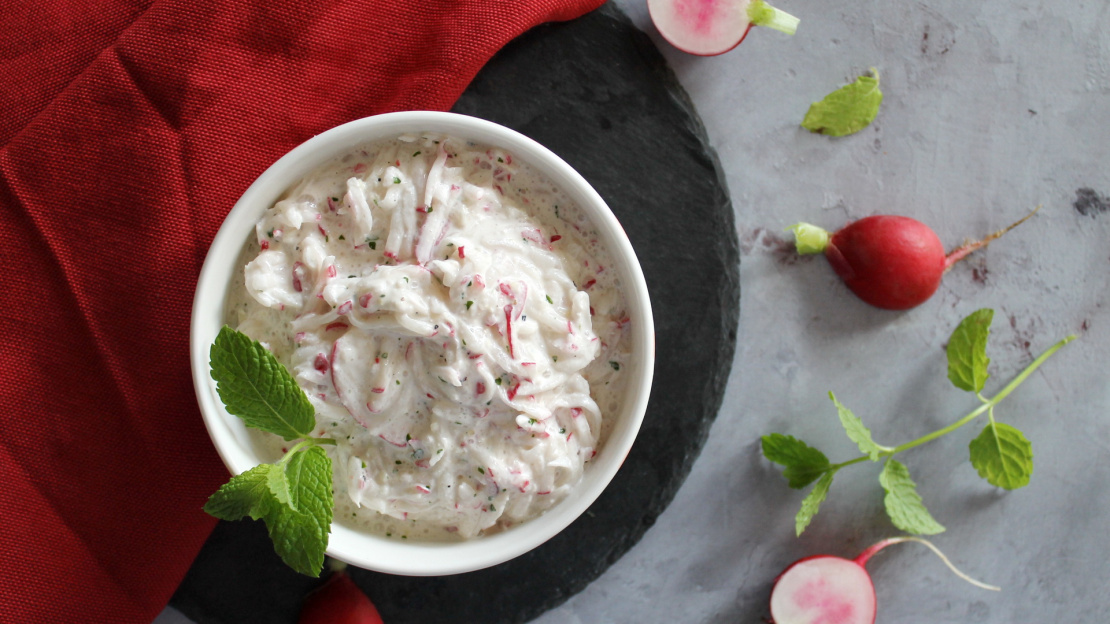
[{"x1": 229, "y1": 132, "x2": 629, "y2": 540}]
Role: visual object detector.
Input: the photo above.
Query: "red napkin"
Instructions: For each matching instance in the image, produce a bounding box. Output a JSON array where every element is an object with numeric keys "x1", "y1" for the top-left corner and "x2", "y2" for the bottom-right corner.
[{"x1": 0, "y1": 0, "x2": 604, "y2": 621}]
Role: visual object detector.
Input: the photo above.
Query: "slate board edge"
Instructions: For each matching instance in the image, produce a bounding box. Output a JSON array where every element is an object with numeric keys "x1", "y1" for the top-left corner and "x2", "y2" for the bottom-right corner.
[{"x1": 171, "y1": 3, "x2": 740, "y2": 622}]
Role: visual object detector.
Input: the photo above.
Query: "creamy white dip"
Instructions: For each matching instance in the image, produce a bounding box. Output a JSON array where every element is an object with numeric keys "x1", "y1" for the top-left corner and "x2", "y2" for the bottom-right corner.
[{"x1": 227, "y1": 133, "x2": 630, "y2": 540}]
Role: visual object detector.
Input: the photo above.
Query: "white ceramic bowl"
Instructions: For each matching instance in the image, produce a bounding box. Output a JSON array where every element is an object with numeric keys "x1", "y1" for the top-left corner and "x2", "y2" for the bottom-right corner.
[{"x1": 190, "y1": 111, "x2": 654, "y2": 576}]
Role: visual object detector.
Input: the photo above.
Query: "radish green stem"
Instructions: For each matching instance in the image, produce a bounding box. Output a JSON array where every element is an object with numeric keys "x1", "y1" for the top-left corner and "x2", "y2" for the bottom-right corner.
[
  {"x1": 748, "y1": 0, "x2": 800, "y2": 35},
  {"x1": 831, "y1": 334, "x2": 1075, "y2": 470},
  {"x1": 326, "y1": 557, "x2": 348, "y2": 574},
  {"x1": 786, "y1": 223, "x2": 830, "y2": 254},
  {"x1": 855, "y1": 537, "x2": 1001, "y2": 591}
]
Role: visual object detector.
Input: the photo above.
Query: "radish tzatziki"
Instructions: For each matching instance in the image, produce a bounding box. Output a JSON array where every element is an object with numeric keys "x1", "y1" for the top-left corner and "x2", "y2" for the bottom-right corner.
[{"x1": 226, "y1": 132, "x2": 630, "y2": 541}]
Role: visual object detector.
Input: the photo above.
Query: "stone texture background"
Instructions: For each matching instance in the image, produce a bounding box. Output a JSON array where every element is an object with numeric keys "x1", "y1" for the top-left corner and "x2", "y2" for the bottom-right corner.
[{"x1": 532, "y1": 0, "x2": 1110, "y2": 621}]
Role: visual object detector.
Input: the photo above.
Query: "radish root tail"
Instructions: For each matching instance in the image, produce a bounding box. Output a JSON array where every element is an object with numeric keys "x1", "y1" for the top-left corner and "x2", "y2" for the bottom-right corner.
[
  {"x1": 866, "y1": 537, "x2": 1001, "y2": 591},
  {"x1": 943, "y1": 205, "x2": 1040, "y2": 273}
]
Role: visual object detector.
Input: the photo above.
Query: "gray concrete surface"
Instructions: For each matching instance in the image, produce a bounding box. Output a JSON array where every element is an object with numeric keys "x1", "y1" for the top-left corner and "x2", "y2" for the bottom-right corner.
[
  {"x1": 159, "y1": 0, "x2": 1110, "y2": 621},
  {"x1": 532, "y1": 0, "x2": 1110, "y2": 621}
]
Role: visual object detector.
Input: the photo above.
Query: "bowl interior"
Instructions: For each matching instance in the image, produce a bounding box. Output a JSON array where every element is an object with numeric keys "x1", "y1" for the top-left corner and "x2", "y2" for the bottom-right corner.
[{"x1": 190, "y1": 111, "x2": 654, "y2": 575}]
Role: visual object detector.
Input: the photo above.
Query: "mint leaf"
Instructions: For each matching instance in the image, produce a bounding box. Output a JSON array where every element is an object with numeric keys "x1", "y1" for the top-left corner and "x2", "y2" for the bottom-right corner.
[
  {"x1": 210, "y1": 326, "x2": 315, "y2": 441},
  {"x1": 801, "y1": 70, "x2": 883, "y2": 137},
  {"x1": 762, "y1": 433, "x2": 831, "y2": 489},
  {"x1": 830, "y1": 392, "x2": 885, "y2": 461},
  {"x1": 207, "y1": 446, "x2": 334, "y2": 577},
  {"x1": 879, "y1": 460, "x2": 945, "y2": 535},
  {"x1": 265, "y1": 446, "x2": 333, "y2": 576},
  {"x1": 969, "y1": 421, "x2": 1033, "y2": 490},
  {"x1": 796, "y1": 471, "x2": 835, "y2": 536},
  {"x1": 947, "y1": 309, "x2": 993, "y2": 393},
  {"x1": 267, "y1": 458, "x2": 294, "y2": 508},
  {"x1": 204, "y1": 464, "x2": 278, "y2": 521}
]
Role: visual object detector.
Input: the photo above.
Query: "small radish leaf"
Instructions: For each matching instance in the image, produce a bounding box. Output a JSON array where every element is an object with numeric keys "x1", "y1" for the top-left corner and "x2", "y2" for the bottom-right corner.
[
  {"x1": 210, "y1": 326, "x2": 316, "y2": 441},
  {"x1": 796, "y1": 470, "x2": 836, "y2": 536},
  {"x1": 969, "y1": 422, "x2": 1033, "y2": 489},
  {"x1": 879, "y1": 460, "x2": 946, "y2": 535},
  {"x1": 947, "y1": 309, "x2": 993, "y2": 394},
  {"x1": 762, "y1": 433, "x2": 831, "y2": 489},
  {"x1": 831, "y1": 392, "x2": 885, "y2": 461},
  {"x1": 801, "y1": 69, "x2": 882, "y2": 137}
]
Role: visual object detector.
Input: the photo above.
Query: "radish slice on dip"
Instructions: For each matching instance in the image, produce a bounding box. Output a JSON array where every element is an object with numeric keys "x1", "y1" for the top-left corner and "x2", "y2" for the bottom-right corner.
[
  {"x1": 647, "y1": 0, "x2": 799, "y2": 56},
  {"x1": 769, "y1": 537, "x2": 999, "y2": 624}
]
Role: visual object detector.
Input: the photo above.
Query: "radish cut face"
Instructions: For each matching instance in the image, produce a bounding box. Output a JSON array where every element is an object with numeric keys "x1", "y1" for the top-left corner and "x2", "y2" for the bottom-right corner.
[
  {"x1": 769, "y1": 555, "x2": 876, "y2": 624},
  {"x1": 648, "y1": 0, "x2": 799, "y2": 56}
]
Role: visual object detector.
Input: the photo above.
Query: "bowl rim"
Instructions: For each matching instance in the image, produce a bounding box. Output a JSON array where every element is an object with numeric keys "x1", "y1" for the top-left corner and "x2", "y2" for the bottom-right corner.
[{"x1": 190, "y1": 111, "x2": 655, "y2": 576}]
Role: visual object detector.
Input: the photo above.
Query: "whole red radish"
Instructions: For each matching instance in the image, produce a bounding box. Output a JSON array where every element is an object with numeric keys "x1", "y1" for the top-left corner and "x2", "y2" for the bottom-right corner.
[
  {"x1": 769, "y1": 537, "x2": 998, "y2": 624},
  {"x1": 790, "y1": 207, "x2": 1038, "y2": 310},
  {"x1": 299, "y1": 565, "x2": 384, "y2": 624},
  {"x1": 647, "y1": 0, "x2": 799, "y2": 56}
]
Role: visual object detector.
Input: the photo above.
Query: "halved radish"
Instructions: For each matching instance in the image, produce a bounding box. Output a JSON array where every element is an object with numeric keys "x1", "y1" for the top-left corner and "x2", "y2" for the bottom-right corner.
[
  {"x1": 769, "y1": 537, "x2": 998, "y2": 624},
  {"x1": 648, "y1": 0, "x2": 799, "y2": 56}
]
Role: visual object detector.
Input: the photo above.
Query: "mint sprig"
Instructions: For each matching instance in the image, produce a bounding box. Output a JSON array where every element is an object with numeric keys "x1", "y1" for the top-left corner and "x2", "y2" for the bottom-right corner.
[
  {"x1": 763, "y1": 309, "x2": 1074, "y2": 536},
  {"x1": 204, "y1": 326, "x2": 337, "y2": 577}
]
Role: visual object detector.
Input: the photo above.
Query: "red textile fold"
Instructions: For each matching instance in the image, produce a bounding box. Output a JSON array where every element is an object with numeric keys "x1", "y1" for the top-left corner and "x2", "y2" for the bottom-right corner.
[{"x1": 0, "y1": 0, "x2": 604, "y2": 621}]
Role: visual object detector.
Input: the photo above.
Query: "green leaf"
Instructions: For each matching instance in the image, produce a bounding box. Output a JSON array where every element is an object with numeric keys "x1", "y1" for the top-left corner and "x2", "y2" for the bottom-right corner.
[
  {"x1": 969, "y1": 421, "x2": 1033, "y2": 490},
  {"x1": 796, "y1": 471, "x2": 835, "y2": 536},
  {"x1": 210, "y1": 326, "x2": 315, "y2": 440},
  {"x1": 762, "y1": 433, "x2": 831, "y2": 489},
  {"x1": 264, "y1": 446, "x2": 333, "y2": 576},
  {"x1": 878, "y1": 460, "x2": 946, "y2": 535},
  {"x1": 267, "y1": 458, "x2": 294, "y2": 508},
  {"x1": 204, "y1": 445, "x2": 334, "y2": 577},
  {"x1": 947, "y1": 309, "x2": 994, "y2": 393},
  {"x1": 203, "y1": 464, "x2": 278, "y2": 521},
  {"x1": 801, "y1": 70, "x2": 883, "y2": 137},
  {"x1": 830, "y1": 392, "x2": 885, "y2": 461}
]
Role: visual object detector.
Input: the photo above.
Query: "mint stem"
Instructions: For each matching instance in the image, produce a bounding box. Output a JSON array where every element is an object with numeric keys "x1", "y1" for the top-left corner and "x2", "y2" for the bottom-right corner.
[
  {"x1": 279, "y1": 437, "x2": 338, "y2": 465},
  {"x1": 748, "y1": 0, "x2": 800, "y2": 35},
  {"x1": 832, "y1": 334, "x2": 1075, "y2": 469}
]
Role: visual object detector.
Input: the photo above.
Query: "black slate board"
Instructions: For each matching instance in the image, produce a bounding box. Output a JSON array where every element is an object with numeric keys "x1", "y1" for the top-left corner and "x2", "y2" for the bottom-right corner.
[{"x1": 171, "y1": 3, "x2": 739, "y2": 623}]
